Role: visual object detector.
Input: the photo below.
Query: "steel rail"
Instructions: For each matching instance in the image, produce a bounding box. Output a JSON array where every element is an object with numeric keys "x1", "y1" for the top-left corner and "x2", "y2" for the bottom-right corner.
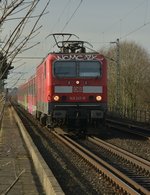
[
  {"x1": 53, "y1": 131, "x2": 147, "y2": 195},
  {"x1": 89, "y1": 136, "x2": 150, "y2": 171}
]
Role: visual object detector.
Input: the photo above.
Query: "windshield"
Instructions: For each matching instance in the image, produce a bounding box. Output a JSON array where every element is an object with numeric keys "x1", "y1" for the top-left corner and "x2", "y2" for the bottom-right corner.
[
  {"x1": 54, "y1": 61, "x2": 76, "y2": 77},
  {"x1": 54, "y1": 61, "x2": 101, "y2": 78}
]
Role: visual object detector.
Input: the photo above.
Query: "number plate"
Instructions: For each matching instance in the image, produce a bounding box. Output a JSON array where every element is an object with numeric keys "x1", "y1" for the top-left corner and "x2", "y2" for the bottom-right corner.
[{"x1": 73, "y1": 86, "x2": 83, "y2": 92}]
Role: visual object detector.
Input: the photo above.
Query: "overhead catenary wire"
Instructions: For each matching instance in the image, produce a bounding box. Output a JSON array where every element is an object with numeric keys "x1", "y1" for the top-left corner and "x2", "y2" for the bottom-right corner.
[
  {"x1": 49, "y1": 0, "x2": 72, "y2": 34},
  {"x1": 61, "y1": 0, "x2": 83, "y2": 32},
  {"x1": 102, "y1": 0, "x2": 147, "y2": 34},
  {"x1": 45, "y1": 0, "x2": 83, "y2": 52},
  {"x1": 3, "y1": 0, "x2": 150, "y2": 89},
  {"x1": 120, "y1": 19, "x2": 150, "y2": 40},
  {"x1": 10, "y1": 62, "x2": 26, "y2": 71},
  {"x1": 45, "y1": 0, "x2": 83, "y2": 40},
  {"x1": 119, "y1": 0, "x2": 149, "y2": 39},
  {"x1": 7, "y1": 75, "x2": 26, "y2": 88},
  {"x1": 101, "y1": 0, "x2": 149, "y2": 44}
]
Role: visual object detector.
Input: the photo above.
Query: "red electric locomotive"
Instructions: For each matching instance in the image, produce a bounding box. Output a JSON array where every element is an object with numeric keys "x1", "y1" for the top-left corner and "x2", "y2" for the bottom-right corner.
[{"x1": 18, "y1": 33, "x2": 107, "y2": 133}]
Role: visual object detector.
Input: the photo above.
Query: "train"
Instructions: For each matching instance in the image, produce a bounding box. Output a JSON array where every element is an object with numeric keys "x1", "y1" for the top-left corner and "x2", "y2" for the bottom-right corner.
[{"x1": 17, "y1": 33, "x2": 107, "y2": 134}]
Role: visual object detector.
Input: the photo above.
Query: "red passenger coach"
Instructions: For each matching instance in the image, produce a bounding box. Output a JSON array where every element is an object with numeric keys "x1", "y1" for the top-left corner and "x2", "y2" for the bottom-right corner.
[
  {"x1": 18, "y1": 76, "x2": 36, "y2": 115},
  {"x1": 18, "y1": 33, "x2": 107, "y2": 133},
  {"x1": 18, "y1": 82, "x2": 28, "y2": 110},
  {"x1": 28, "y1": 76, "x2": 36, "y2": 115}
]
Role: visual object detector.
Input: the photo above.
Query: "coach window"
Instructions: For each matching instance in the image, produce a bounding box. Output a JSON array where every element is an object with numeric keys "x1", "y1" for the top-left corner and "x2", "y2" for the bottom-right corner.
[
  {"x1": 29, "y1": 83, "x2": 31, "y2": 95},
  {"x1": 31, "y1": 83, "x2": 33, "y2": 95},
  {"x1": 33, "y1": 80, "x2": 35, "y2": 95},
  {"x1": 30, "y1": 83, "x2": 31, "y2": 95},
  {"x1": 79, "y1": 61, "x2": 101, "y2": 77},
  {"x1": 44, "y1": 62, "x2": 46, "y2": 79},
  {"x1": 54, "y1": 61, "x2": 76, "y2": 77},
  {"x1": 28, "y1": 83, "x2": 30, "y2": 95}
]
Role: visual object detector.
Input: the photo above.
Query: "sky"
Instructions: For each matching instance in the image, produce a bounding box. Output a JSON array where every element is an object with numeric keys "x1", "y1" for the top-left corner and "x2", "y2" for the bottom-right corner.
[{"x1": 1, "y1": 0, "x2": 150, "y2": 88}]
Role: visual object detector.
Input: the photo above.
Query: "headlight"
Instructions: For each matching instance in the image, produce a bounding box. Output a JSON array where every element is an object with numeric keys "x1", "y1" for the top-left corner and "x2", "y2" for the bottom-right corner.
[
  {"x1": 53, "y1": 95, "x2": 60, "y2": 101},
  {"x1": 96, "y1": 95, "x2": 102, "y2": 101}
]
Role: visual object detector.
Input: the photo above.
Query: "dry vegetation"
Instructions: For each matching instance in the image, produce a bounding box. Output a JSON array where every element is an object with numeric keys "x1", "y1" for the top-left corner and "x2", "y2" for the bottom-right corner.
[{"x1": 102, "y1": 41, "x2": 150, "y2": 118}]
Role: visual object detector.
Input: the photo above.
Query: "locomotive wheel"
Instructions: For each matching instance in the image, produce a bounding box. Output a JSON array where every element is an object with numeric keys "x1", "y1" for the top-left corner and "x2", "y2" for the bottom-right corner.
[
  {"x1": 91, "y1": 118, "x2": 105, "y2": 128},
  {"x1": 46, "y1": 115, "x2": 55, "y2": 128},
  {"x1": 57, "y1": 119, "x2": 65, "y2": 127},
  {"x1": 46, "y1": 121, "x2": 54, "y2": 128},
  {"x1": 40, "y1": 114, "x2": 46, "y2": 126},
  {"x1": 67, "y1": 118, "x2": 76, "y2": 131},
  {"x1": 36, "y1": 111, "x2": 41, "y2": 120}
]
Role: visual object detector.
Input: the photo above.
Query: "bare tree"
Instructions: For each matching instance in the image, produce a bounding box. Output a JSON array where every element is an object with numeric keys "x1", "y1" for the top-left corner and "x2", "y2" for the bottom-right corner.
[
  {"x1": 0, "y1": 0, "x2": 51, "y2": 80},
  {"x1": 102, "y1": 41, "x2": 150, "y2": 116}
]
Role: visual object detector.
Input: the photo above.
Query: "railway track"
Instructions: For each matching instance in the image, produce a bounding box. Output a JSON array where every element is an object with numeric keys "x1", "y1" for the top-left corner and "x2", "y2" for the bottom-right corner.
[
  {"x1": 55, "y1": 132, "x2": 150, "y2": 195},
  {"x1": 15, "y1": 106, "x2": 120, "y2": 194},
  {"x1": 14, "y1": 105, "x2": 150, "y2": 194},
  {"x1": 75, "y1": 135, "x2": 150, "y2": 194},
  {"x1": 106, "y1": 118, "x2": 150, "y2": 139}
]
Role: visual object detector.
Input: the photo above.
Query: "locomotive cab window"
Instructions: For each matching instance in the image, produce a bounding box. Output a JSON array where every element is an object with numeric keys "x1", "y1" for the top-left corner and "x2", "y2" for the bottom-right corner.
[
  {"x1": 53, "y1": 60, "x2": 101, "y2": 78},
  {"x1": 54, "y1": 61, "x2": 76, "y2": 77},
  {"x1": 79, "y1": 61, "x2": 101, "y2": 77}
]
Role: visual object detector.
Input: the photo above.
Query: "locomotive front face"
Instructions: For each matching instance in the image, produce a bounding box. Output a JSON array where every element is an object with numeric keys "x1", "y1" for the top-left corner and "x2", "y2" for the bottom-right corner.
[
  {"x1": 53, "y1": 59, "x2": 102, "y2": 102},
  {"x1": 50, "y1": 53, "x2": 107, "y2": 120}
]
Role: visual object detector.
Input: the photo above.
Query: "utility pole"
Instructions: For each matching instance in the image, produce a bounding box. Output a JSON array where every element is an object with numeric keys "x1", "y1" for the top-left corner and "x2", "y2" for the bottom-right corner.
[
  {"x1": 110, "y1": 38, "x2": 120, "y2": 112},
  {"x1": 116, "y1": 38, "x2": 120, "y2": 111}
]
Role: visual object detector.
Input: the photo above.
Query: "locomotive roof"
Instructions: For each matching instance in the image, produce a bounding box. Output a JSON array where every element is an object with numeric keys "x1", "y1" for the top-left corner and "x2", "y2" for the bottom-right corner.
[{"x1": 36, "y1": 52, "x2": 106, "y2": 70}]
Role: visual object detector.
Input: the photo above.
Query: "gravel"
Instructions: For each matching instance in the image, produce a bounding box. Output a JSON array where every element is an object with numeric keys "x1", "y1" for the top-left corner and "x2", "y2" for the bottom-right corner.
[{"x1": 95, "y1": 126, "x2": 150, "y2": 161}]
